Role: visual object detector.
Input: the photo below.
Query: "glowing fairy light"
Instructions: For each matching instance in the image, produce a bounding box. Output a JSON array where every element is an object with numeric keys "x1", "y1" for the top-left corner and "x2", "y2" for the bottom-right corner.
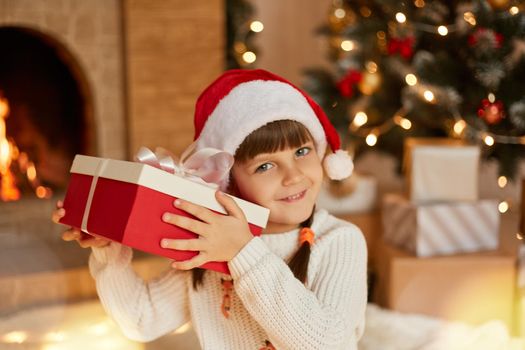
[
  {"x1": 394, "y1": 115, "x2": 412, "y2": 130},
  {"x1": 484, "y1": 135, "x2": 495, "y2": 146},
  {"x1": 437, "y1": 25, "x2": 448, "y2": 36},
  {"x1": 405, "y1": 74, "x2": 417, "y2": 86},
  {"x1": 498, "y1": 201, "x2": 509, "y2": 213},
  {"x1": 44, "y1": 331, "x2": 66, "y2": 342},
  {"x1": 453, "y1": 120, "x2": 467, "y2": 135},
  {"x1": 509, "y1": 6, "x2": 519, "y2": 15},
  {"x1": 242, "y1": 51, "x2": 256, "y2": 64},
  {"x1": 366, "y1": 131, "x2": 378, "y2": 146},
  {"x1": 395, "y1": 12, "x2": 406, "y2": 23},
  {"x1": 463, "y1": 12, "x2": 476, "y2": 26},
  {"x1": 366, "y1": 61, "x2": 378, "y2": 73},
  {"x1": 334, "y1": 8, "x2": 346, "y2": 19},
  {"x1": 250, "y1": 21, "x2": 264, "y2": 33},
  {"x1": 488, "y1": 93, "x2": 496, "y2": 103},
  {"x1": 2, "y1": 331, "x2": 28, "y2": 344},
  {"x1": 497, "y1": 176, "x2": 507, "y2": 188},
  {"x1": 423, "y1": 90, "x2": 434, "y2": 102},
  {"x1": 517, "y1": 232, "x2": 524, "y2": 240},
  {"x1": 352, "y1": 112, "x2": 368, "y2": 127},
  {"x1": 341, "y1": 40, "x2": 355, "y2": 51},
  {"x1": 414, "y1": 0, "x2": 425, "y2": 8}
]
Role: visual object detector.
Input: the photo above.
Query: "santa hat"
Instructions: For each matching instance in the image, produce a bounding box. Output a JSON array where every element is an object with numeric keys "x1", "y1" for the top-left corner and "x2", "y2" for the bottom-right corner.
[{"x1": 193, "y1": 69, "x2": 353, "y2": 187}]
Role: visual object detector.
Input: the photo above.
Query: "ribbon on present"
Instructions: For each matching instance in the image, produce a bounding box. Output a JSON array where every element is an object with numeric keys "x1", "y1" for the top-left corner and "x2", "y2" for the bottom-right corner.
[
  {"x1": 80, "y1": 143, "x2": 234, "y2": 234},
  {"x1": 134, "y1": 143, "x2": 234, "y2": 189}
]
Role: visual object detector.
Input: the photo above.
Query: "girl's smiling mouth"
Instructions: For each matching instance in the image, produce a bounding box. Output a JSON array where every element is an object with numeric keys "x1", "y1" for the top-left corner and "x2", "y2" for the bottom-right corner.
[{"x1": 279, "y1": 190, "x2": 307, "y2": 202}]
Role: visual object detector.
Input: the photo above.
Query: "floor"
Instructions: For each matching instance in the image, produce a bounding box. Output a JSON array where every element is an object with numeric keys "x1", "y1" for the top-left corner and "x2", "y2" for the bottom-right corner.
[{"x1": 1, "y1": 300, "x2": 523, "y2": 350}]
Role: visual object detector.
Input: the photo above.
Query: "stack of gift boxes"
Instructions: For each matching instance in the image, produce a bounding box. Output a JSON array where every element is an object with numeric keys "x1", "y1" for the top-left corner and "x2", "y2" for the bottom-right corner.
[{"x1": 373, "y1": 138, "x2": 516, "y2": 330}]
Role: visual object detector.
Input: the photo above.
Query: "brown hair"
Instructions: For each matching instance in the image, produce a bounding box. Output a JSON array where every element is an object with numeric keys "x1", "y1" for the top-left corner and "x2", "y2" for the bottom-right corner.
[{"x1": 192, "y1": 120, "x2": 316, "y2": 289}]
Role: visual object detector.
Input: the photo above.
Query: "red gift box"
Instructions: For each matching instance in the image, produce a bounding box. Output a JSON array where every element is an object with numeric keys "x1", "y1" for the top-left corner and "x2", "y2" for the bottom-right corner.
[{"x1": 59, "y1": 155, "x2": 269, "y2": 275}]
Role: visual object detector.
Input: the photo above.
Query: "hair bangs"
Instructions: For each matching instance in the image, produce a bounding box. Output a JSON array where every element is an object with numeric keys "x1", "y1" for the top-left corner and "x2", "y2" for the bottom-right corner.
[{"x1": 234, "y1": 120, "x2": 313, "y2": 163}]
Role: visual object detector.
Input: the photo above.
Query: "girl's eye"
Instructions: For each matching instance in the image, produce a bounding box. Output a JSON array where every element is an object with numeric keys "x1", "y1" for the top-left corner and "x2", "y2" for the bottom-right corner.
[
  {"x1": 255, "y1": 163, "x2": 273, "y2": 173},
  {"x1": 296, "y1": 147, "x2": 311, "y2": 157}
]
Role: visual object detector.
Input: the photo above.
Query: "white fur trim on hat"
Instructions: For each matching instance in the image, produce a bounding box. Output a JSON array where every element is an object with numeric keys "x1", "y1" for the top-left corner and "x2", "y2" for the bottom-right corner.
[
  {"x1": 195, "y1": 80, "x2": 327, "y2": 158},
  {"x1": 323, "y1": 150, "x2": 354, "y2": 180}
]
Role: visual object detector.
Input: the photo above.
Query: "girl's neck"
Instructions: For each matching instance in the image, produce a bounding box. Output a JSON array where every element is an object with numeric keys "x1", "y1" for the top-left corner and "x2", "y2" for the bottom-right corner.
[{"x1": 262, "y1": 222, "x2": 300, "y2": 235}]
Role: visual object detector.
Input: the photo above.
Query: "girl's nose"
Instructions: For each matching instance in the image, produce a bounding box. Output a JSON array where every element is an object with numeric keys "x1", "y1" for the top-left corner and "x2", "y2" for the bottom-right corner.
[{"x1": 282, "y1": 165, "x2": 304, "y2": 186}]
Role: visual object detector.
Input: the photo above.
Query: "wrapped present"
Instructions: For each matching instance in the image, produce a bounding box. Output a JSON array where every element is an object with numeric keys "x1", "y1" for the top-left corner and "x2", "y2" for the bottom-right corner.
[
  {"x1": 59, "y1": 149, "x2": 269, "y2": 275},
  {"x1": 372, "y1": 238, "x2": 516, "y2": 329},
  {"x1": 404, "y1": 138, "x2": 480, "y2": 203},
  {"x1": 382, "y1": 193, "x2": 500, "y2": 257}
]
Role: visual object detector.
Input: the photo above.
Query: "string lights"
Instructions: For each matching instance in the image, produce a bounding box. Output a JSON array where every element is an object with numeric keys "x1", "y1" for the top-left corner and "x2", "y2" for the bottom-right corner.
[
  {"x1": 330, "y1": 1, "x2": 525, "y2": 148},
  {"x1": 232, "y1": 19, "x2": 264, "y2": 67},
  {"x1": 325, "y1": 0, "x2": 524, "y2": 224}
]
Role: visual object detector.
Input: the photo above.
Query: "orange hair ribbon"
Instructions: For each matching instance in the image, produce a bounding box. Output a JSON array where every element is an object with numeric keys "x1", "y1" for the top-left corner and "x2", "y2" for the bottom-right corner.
[{"x1": 299, "y1": 227, "x2": 315, "y2": 246}]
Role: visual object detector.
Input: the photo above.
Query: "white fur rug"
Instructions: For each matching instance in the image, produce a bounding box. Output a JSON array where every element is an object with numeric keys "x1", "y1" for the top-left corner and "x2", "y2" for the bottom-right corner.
[{"x1": 361, "y1": 304, "x2": 524, "y2": 350}]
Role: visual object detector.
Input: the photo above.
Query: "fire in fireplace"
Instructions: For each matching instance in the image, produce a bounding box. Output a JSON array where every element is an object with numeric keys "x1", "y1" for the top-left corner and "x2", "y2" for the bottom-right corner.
[{"x1": 0, "y1": 26, "x2": 91, "y2": 201}]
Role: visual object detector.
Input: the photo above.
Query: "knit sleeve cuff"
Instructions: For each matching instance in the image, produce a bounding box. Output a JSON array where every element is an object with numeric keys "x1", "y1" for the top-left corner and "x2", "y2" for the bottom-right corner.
[
  {"x1": 228, "y1": 237, "x2": 270, "y2": 280},
  {"x1": 90, "y1": 242, "x2": 132, "y2": 266}
]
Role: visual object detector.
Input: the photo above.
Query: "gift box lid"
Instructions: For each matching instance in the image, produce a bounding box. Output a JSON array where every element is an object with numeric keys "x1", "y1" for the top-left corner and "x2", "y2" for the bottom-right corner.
[{"x1": 71, "y1": 155, "x2": 269, "y2": 228}]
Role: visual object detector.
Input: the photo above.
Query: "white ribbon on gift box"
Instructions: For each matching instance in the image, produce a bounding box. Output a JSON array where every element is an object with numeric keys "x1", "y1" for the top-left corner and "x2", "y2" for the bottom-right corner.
[{"x1": 80, "y1": 144, "x2": 234, "y2": 234}]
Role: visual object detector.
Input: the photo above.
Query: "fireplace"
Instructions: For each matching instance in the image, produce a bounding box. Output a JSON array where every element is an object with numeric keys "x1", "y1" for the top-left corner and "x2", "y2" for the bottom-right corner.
[
  {"x1": 0, "y1": 0, "x2": 127, "y2": 314},
  {"x1": 0, "y1": 0, "x2": 223, "y2": 324},
  {"x1": 0, "y1": 26, "x2": 92, "y2": 199}
]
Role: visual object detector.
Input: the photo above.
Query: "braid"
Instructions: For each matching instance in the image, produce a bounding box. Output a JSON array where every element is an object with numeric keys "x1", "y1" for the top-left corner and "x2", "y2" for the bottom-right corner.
[
  {"x1": 287, "y1": 209, "x2": 315, "y2": 284},
  {"x1": 191, "y1": 209, "x2": 315, "y2": 289}
]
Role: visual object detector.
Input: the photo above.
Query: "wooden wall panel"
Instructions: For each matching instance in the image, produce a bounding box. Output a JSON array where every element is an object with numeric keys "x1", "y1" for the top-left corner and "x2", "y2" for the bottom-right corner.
[{"x1": 124, "y1": 0, "x2": 224, "y2": 158}]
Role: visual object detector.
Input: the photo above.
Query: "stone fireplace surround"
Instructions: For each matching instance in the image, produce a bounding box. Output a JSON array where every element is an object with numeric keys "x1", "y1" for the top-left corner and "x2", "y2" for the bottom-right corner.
[{"x1": 0, "y1": 0, "x2": 224, "y2": 313}]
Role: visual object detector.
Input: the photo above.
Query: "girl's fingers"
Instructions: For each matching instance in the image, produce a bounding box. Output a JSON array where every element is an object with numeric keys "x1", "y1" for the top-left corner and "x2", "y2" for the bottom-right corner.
[
  {"x1": 173, "y1": 199, "x2": 214, "y2": 223},
  {"x1": 56, "y1": 200, "x2": 63, "y2": 209},
  {"x1": 78, "y1": 236, "x2": 100, "y2": 248},
  {"x1": 215, "y1": 191, "x2": 245, "y2": 220},
  {"x1": 52, "y1": 208, "x2": 66, "y2": 223},
  {"x1": 62, "y1": 228, "x2": 79, "y2": 241},
  {"x1": 171, "y1": 253, "x2": 208, "y2": 270},
  {"x1": 161, "y1": 237, "x2": 204, "y2": 251},
  {"x1": 162, "y1": 212, "x2": 209, "y2": 237}
]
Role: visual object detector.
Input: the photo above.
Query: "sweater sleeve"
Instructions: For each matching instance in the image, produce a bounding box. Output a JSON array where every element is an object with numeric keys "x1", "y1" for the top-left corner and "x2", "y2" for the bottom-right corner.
[
  {"x1": 228, "y1": 227, "x2": 367, "y2": 350},
  {"x1": 89, "y1": 242, "x2": 191, "y2": 342}
]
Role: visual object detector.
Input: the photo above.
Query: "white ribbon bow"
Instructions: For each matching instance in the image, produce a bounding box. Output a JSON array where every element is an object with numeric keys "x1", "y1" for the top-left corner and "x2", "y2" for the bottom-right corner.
[{"x1": 134, "y1": 142, "x2": 234, "y2": 189}]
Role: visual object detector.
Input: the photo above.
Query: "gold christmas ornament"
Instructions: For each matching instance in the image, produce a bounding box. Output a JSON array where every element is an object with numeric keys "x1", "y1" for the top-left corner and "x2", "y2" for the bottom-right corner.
[
  {"x1": 358, "y1": 71, "x2": 382, "y2": 95},
  {"x1": 486, "y1": 0, "x2": 510, "y2": 10},
  {"x1": 328, "y1": 4, "x2": 357, "y2": 33}
]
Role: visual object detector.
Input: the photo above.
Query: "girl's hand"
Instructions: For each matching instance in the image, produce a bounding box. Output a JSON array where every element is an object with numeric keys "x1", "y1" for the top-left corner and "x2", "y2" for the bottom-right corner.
[
  {"x1": 52, "y1": 200, "x2": 111, "y2": 248},
  {"x1": 161, "y1": 191, "x2": 253, "y2": 270}
]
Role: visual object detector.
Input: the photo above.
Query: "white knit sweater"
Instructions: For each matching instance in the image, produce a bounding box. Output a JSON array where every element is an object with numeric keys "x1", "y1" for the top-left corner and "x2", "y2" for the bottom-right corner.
[{"x1": 89, "y1": 209, "x2": 368, "y2": 350}]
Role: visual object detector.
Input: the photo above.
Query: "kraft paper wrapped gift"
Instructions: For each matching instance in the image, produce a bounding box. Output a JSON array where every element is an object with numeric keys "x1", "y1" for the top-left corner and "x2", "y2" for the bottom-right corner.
[
  {"x1": 382, "y1": 193, "x2": 500, "y2": 257},
  {"x1": 403, "y1": 138, "x2": 480, "y2": 203},
  {"x1": 59, "y1": 154, "x2": 269, "y2": 275},
  {"x1": 372, "y1": 238, "x2": 516, "y2": 329}
]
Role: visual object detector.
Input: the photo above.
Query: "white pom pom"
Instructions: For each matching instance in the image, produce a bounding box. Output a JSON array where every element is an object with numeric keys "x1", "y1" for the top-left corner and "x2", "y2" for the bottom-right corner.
[{"x1": 323, "y1": 150, "x2": 354, "y2": 180}]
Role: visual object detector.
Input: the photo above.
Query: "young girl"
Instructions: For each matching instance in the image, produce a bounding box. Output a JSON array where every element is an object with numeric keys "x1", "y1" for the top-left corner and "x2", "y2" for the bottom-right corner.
[{"x1": 53, "y1": 69, "x2": 367, "y2": 349}]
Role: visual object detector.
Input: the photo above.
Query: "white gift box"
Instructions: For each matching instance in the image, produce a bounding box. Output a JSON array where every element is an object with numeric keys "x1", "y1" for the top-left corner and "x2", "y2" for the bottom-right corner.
[
  {"x1": 404, "y1": 138, "x2": 480, "y2": 203},
  {"x1": 381, "y1": 193, "x2": 500, "y2": 257}
]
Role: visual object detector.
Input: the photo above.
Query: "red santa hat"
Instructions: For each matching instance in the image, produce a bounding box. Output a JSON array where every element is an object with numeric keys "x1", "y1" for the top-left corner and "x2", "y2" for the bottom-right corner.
[{"x1": 193, "y1": 69, "x2": 353, "y2": 187}]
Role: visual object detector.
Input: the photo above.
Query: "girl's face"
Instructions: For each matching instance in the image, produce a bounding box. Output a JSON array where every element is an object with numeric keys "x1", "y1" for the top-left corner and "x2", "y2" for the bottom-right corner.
[{"x1": 231, "y1": 140, "x2": 323, "y2": 233}]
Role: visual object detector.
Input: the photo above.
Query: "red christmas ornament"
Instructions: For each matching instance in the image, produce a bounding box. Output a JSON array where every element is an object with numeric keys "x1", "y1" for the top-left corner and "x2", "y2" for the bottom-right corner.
[
  {"x1": 337, "y1": 69, "x2": 362, "y2": 98},
  {"x1": 477, "y1": 98, "x2": 505, "y2": 124},
  {"x1": 468, "y1": 28, "x2": 504, "y2": 49},
  {"x1": 387, "y1": 36, "x2": 415, "y2": 60}
]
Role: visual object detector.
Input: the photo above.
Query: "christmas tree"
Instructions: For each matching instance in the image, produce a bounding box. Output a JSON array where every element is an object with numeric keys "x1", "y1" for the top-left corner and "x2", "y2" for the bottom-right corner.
[{"x1": 303, "y1": 0, "x2": 525, "y2": 178}]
